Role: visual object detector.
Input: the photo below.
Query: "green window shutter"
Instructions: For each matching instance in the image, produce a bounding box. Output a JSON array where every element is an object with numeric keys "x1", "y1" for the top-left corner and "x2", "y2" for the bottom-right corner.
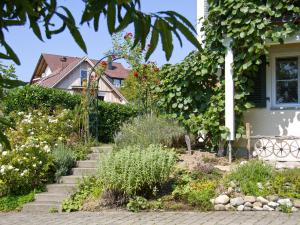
[{"x1": 247, "y1": 56, "x2": 267, "y2": 108}]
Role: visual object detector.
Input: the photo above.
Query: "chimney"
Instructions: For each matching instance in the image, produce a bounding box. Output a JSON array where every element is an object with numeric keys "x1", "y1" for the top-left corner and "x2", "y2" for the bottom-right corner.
[
  {"x1": 60, "y1": 56, "x2": 67, "y2": 69},
  {"x1": 108, "y1": 58, "x2": 113, "y2": 70}
]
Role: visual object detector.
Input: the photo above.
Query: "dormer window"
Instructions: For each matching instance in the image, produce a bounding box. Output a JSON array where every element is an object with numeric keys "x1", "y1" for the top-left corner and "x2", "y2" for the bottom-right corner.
[{"x1": 81, "y1": 69, "x2": 88, "y2": 86}]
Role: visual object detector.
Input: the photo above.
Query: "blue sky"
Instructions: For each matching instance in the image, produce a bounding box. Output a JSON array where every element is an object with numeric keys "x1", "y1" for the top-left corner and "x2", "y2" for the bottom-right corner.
[{"x1": 3, "y1": 1, "x2": 197, "y2": 82}]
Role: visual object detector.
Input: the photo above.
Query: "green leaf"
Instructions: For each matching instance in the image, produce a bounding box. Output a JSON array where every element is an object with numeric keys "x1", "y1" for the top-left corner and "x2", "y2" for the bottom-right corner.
[
  {"x1": 2, "y1": 42, "x2": 20, "y2": 65},
  {"x1": 107, "y1": 1, "x2": 116, "y2": 34},
  {"x1": 115, "y1": 9, "x2": 132, "y2": 32},
  {"x1": 157, "y1": 19, "x2": 173, "y2": 61}
]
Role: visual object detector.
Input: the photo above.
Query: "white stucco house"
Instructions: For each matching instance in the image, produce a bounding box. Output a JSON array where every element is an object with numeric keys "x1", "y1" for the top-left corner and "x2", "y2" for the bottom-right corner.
[
  {"x1": 197, "y1": 0, "x2": 300, "y2": 161},
  {"x1": 30, "y1": 53, "x2": 128, "y2": 104}
]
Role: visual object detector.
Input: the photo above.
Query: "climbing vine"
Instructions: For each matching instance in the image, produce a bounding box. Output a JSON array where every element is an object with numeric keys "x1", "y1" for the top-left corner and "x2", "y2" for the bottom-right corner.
[{"x1": 156, "y1": 0, "x2": 300, "y2": 150}]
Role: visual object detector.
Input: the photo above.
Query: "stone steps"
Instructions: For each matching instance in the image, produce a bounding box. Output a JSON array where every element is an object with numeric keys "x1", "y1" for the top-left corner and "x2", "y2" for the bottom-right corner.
[
  {"x1": 60, "y1": 175, "x2": 84, "y2": 184},
  {"x1": 35, "y1": 193, "x2": 68, "y2": 202},
  {"x1": 21, "y1": 145, "x2": 112, "y2": 213},
  {"x1": 72, "y1": 167, "x2": 97, "y2": 176},
  {"x1": 22, "y1": 201, "x2": 62, "y2": 213},
  {"x1": 77, "y1": 160, "x2": 97, "y2": 168}
]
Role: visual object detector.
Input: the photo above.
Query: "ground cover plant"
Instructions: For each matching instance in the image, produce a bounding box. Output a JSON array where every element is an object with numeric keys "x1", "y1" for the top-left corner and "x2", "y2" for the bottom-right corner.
[
  {"x1": 0, "y1": 191, "x2": 34, "y2": 212},
  {"x1": 227, "y1": 160, "x2": 274, "y2": 196}
]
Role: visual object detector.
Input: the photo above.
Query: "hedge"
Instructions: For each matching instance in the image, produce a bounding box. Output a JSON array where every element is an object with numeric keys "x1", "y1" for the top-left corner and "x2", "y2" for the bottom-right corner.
[
  {"x1": 4, "y1": 85, "x2": 138, "y2": 143},
  {"x1": 90, "y1": 101, "x2": 138, "y2": 143},
  {"x1": 4, "y1": 85, "x2": 81, "y2": 113}
]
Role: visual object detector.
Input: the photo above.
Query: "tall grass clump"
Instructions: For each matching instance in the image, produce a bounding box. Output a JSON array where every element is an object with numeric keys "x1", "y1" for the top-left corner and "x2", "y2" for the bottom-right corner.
[
  {"x1": 114, "y1": 115, "x2": 186, "y2": 150},
  {"x1": 52, "y1": 143, "x2": 76, "y2": 181},
  {"x1": 98, "y1": 145, "x2": 177, "y2": 197},
  {"x1": 227, "y1": 160, "x2": 274, "y2": 196}
]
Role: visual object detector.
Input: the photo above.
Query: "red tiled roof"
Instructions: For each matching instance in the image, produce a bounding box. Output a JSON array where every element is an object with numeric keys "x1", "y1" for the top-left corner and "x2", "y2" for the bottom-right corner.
[
  {"x1": 37, "y1": 53, "x2": 129, "y2": 83},
  {"x1": 37, "y1": 58, "x2": 82, "y2": 87}
]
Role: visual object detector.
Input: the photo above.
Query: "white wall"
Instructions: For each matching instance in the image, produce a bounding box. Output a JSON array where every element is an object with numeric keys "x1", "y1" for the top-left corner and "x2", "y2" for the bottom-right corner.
[
  {"x1": 244, "y1": 43, "x2": 300, "y2": 137},
  {"x1": 243, "y1": 43, "x2": 300, "y2": 161}
]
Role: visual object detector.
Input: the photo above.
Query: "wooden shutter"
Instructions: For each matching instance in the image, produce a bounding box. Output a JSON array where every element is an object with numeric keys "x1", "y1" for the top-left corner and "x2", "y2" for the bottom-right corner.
[{"x1": 247, "y1": 56, "x2": 267, "y2": 108}]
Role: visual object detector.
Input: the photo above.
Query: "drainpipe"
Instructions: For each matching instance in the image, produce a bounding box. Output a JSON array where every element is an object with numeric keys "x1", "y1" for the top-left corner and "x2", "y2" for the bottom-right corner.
[{"x1": 223, "y1": 37, "x2": 235, "y2": 163}]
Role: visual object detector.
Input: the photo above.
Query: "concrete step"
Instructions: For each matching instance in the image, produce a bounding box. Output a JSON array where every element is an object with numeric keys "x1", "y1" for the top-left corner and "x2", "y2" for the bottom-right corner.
[
  {"x1": 47, "y1": 183, "x2": 76, "y2": 194},
  {"x1": 35, "y1": 193, "x2": 68, "y2": 202},
  {"x1": 91, "y1": 146, "x2": 113, "y2": 153},
  {"x1": 22, "y1": 201, "x2": 62, "y2": 213},
  {"x1": 60, "y1": 175, "x2": 84, "y2": 184},
  {"x1": 72, "y1": 167, "x2": 97, "y2": 176},
  {"x1": 76, "y1": 160, "x2": 97, "y2": 168},
  {"x1": 88, "y1": 153, "x2": 100, "y2": 160}
]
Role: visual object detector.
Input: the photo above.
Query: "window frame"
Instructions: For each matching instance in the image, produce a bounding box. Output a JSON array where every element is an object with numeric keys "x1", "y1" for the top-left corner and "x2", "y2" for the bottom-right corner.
[
  {"x1": 271, "y1": 52, "x2": 300, "y2": 108},
  {"x1": 80, "y1": 69, "x2": 88, "y2": 86}
]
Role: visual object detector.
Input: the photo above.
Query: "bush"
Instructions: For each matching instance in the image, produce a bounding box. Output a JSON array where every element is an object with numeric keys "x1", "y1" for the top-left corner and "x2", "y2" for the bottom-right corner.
[
  {"x1": 98, "y1": 145, "x2": 177, "y2": 197},
  {"x1": 114, "y1": 115, "x2": 186, "y2": 150},
  {"x1": 91, "y1": 101, "x2": 138, "y2": 143},
  {"x1": 227, "y1": 160, "x2": 274, "y2": 196},
  {"x1": 52, "y1": 143, "x2": 75, "y2": 181},
  {"x1": 0, "y1": 191, "x2": 34, "y2": 212},
  {"x1": 0, "y1": 141, "x2": 53, "y2": 195},
  {"x1": 7, "y1": 109, "x2": 75, "y2": 147},
  {"x1": 4, "y1": 85, "x2": 81, "y2": 113}
]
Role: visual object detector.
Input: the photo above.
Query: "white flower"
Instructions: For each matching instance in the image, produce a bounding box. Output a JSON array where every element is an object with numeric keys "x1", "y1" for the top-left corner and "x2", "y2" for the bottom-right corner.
[
  {"x1": 39, "y1": 161, "x2": 42, "y2": 165},
  {"x1": 17, "y1": 112, "x2": 24, "y2": 116},
  {"x1": 2, "y1": 151, "x2": 8, "y2": 156},
  {"x1": 8, "y1": 165, "x2": 13, "y2": 170},
  {"x1": 30, "y1": 131, "x2": 34, "y2": 135},
  {"x1": 43, "y1": 145, "x2": 51, "y2": 153},
  {"x1": 33, "y1": 164, "x2": 36, "y2": 168},
  {"x1": 58, "y1": 137, "x2": 63, "y2": 141},
  {"x1": 0, "y1": 165, "x2": 5, "y2": 174}
]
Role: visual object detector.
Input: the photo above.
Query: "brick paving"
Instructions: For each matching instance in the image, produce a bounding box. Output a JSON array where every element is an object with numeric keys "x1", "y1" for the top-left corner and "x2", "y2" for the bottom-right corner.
[{"x1": 0, "y1": 211, "x2": 300, "y2": 225}]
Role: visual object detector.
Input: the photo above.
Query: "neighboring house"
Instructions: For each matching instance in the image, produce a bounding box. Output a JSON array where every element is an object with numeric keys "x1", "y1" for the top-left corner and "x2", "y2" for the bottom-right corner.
[
  {"x1": 30, "y1": 53, "x2": 129, "y2": 104},
  {"x1": 197, "y1": 0, "x2": 300, "y2": 161}
]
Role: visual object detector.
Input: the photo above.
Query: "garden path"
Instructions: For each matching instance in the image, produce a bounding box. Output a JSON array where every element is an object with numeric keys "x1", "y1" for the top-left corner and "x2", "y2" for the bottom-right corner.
[
  {"x1": 0, "y1": 211, "x2": 299, "y2": 225},
  {"x1": 22, "y1": 145, "x2": 113, "y2": 213}
]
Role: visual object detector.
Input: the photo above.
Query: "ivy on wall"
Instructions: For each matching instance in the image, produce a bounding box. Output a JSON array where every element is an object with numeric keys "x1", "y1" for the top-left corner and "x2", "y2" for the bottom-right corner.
[{"x1": 156, "y1": 0, "x2": 300, "y2": 150}]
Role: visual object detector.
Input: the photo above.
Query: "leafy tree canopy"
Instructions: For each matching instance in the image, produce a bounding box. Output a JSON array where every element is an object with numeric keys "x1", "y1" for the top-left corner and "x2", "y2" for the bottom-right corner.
[{"x1": 0, "y1": 0, "x2": 201, "y2": 65}]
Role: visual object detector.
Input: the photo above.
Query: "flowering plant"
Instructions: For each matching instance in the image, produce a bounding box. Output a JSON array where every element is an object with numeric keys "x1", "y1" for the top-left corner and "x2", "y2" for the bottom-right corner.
[
  {"x1": 0, "y1": 109, "x2": 75, "y2": 195},
  {"x1": 7, "y1": 108, "x2": 75, "y2": 148},
  {"x1": 0, "y1": 140, "x2": 53, "y2": 195}
]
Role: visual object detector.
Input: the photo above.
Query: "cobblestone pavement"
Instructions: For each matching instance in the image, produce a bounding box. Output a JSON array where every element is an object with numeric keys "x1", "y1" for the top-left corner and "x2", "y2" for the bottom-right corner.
[{"x1": 0, "y1": 211, "x2": 300, "y2": 225}]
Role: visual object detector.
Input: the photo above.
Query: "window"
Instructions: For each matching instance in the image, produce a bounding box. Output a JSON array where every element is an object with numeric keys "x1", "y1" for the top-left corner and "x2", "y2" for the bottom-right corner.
[
  {"x1": 81, "y1": 70, "x2": 87, "y2": 86},
  {"x1": 275, "y1": 57, "x2": 299, "y2": 106},
  {"x1": 113, "y1": 79, "x2": 121, "y2": 88}
]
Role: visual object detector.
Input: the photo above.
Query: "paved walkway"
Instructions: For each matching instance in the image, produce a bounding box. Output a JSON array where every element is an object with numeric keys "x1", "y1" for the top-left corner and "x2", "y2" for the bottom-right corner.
[{"x1": 0, "y1": 211, "x2": 300, "y2": 225}]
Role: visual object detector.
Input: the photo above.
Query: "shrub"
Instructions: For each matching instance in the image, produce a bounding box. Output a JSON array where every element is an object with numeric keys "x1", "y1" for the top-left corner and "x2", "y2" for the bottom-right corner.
[
  {"x1": 0, "y1": 140, "x2": 53, "y2": 195},
  {"x1": 7, "y1": 109, "x2": 75, "y2": 147},
  {"x1": 0, "y1": 191, "x2": 34, "y2": 212},
  {"x1": 227, "y1": 160, "x2": 274, "y2": 196},
  {"x1": 98, "y1": 145, "x2": 177, "y2": 197},
  {"x1": 92, "y1": 101, "x2": 138, "y2": 143},
  {"x1": 114, "y1": 115, "x2": 186, "y2": 150},
  {"x1": 52, "y1": 143, "x2": 75, "y2": 181},
  {"x1": 4, "y1": 85, "x2": 81, "y2": 113}
]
